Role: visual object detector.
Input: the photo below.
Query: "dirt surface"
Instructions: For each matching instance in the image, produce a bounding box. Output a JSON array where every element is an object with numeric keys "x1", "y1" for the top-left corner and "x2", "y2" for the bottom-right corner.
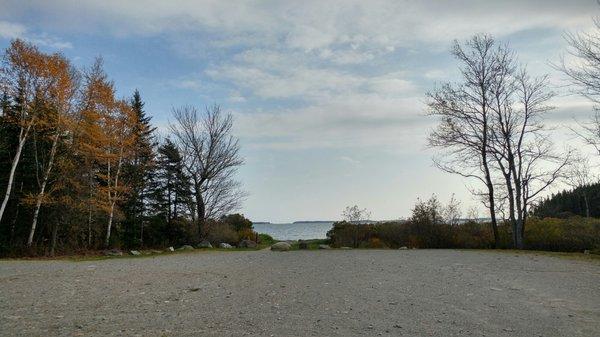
[{"x1": 1, "y1": 249, "x2": 599, "y2": 337}]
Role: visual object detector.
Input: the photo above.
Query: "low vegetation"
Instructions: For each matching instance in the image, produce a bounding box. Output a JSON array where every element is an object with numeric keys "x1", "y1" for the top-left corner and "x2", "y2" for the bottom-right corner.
[{"x1": 328, "y1": 197, "x2": 600, "y2": 253}]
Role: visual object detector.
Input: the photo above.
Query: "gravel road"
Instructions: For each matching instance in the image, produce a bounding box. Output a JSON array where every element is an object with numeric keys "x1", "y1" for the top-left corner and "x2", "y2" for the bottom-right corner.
[{"x1": 1, "y1": 249, "x2": 599, "y2": 337}]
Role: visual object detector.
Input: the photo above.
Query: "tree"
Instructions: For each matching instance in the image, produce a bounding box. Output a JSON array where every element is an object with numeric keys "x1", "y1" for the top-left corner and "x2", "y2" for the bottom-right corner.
[
  {"x1": 341, "y1": 204, "x2": 371, "y2": 248},
  {"x1": 151, "y1": 138, "x2": 192, "y2": 223},
  {"x1": 27, "y1": 52, "x2": 79, "y2": 247},
  {"x1": 0, "y1": 40, "x2": 54, "y2": 225},
  {"x1": 489, "y1": 68, "x2": 569, "y2": 248},
  {"x1": 427, "y1": 35, "x2": 504, "y2": 247},
  {"x1": 121, "y1": 90, "x2": 156, "y2": 247},
  {"x1": 169, "y1": 104, "x2": 244, "y2": 236},
  {"x1": 564, "y1": 151, "x2": 596, "y2": 218},
  {"x1": 100, "y1": 100, "x2": 136, "y2": 247}
]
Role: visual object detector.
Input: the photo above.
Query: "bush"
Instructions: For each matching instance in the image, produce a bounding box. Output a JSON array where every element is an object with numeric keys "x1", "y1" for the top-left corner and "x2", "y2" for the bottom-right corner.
[
  {"x1": 205, "y1": 221, "x2": 239, "y2": 245},
  {"x1": 220, "y1": 214, "x2": 253, "y2": 231},
  {"x1": 524, "y1": 217, "x2": 600, "y2": 252},
  {"x1": 258, "y1": 233, "x2": 275, "y2": 245},
  {"x1": 326, "y1": 216, "x2": 599, "y2": 252}
]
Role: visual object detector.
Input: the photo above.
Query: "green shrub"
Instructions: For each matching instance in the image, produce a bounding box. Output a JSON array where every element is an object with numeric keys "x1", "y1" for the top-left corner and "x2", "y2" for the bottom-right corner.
[{"x1": 258, "y1": 233, "x2": 275, "y2": 245}]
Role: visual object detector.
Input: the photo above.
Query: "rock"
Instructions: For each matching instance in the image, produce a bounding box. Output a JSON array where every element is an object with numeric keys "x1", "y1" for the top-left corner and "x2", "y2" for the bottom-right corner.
[
  {"x1": 298, "y1": 240, "x2": 309, "y2": 250},
  {"x1": 103, "y1": 249, "x2": 123, "y2": 257},
  {"x1": 271, "y1": 242, "x2": 291, "y2": 251},
  {"x1": 197, "y1": 240, "x2": 213, "y2": 249},
  {"x1": 239, "y1": 240, "x2": 257, "y2": 248},
  {"x1": 318, "y1": 244, "x2": 331, "y2": 250},
  {"x1": 219, "y1": 243, "x2": 233, "y2": 249},
  {"x1": 167, "y1": 246, "x2": 175, "y2": 252},
  {"x1": 177, "y1": 245, "x2": 194, "y2": 251},
  {"x1": 584, "y1": 249, "x2": 591, "y2": 255},
  {"x1": 340, "y1": 246, "x2": 352, "y2": 250},
  {"x1": 129, "y1": 250, "x2": 141, "y2": 256},
  {"x1": 399, "y1": 246, "x2": 408, "y2": 250}
]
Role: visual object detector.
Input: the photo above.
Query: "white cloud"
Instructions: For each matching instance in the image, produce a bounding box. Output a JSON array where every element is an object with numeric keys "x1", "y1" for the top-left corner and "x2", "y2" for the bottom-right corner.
[{"x1": 0, "y1": 20, "x2": 71, "y2": 49}]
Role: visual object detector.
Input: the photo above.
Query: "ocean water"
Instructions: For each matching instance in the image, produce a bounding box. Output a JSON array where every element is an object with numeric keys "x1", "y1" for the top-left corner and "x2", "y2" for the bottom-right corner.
[{"x1": 253, "y1": 222, "x2": 334, "y2": 240}]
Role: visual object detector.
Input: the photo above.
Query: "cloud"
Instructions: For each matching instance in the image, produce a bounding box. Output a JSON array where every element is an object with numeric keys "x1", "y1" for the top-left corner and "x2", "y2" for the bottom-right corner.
[{"x1": 0, "y1": 20, "x2": 71, "y2": 49}]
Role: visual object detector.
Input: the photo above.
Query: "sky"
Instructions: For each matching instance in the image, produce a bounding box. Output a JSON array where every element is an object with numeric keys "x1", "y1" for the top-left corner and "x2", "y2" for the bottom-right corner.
[{"x1": 0, "y1": 0, "x2": 597, "y2": 222}]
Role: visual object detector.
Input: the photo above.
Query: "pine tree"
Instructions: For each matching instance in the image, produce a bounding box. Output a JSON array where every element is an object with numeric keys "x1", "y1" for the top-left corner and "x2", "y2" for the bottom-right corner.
[{"x1": 122, "y1": 90, "x2": 156, "y2": 247}]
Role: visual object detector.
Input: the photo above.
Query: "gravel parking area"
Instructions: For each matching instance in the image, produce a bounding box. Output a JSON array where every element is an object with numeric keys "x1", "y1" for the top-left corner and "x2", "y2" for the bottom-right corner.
[{"x1": 1, "y1": 249, "x2": 599, "y2": 336}]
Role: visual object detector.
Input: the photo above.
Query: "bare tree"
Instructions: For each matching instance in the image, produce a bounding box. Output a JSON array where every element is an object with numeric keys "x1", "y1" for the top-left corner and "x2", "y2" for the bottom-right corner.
[
  {"x1": 341, "y1": 204, "x2": 371, "y2": 248},
  {"x1": 489, "y1": 68, "x2": 570, "y2": 248},
  {"x1": 427, "y1": 34, "x2": 505, "y2": 247},
  {"x1": 443, "y1": 194, "x2": 462, "y2": 226},
  {"x1": 170, "y1": 104, "x2": 244, "y2": 236},
  {"x1": 564, "y1": 151, "x2": 597, "y2": 217}
]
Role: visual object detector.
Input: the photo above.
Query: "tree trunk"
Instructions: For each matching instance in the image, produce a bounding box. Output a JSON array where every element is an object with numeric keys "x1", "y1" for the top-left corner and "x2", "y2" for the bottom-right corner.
[
  {"x1": 50, "y1": 222, "x2": 59, "y2": 257},
  {"x1": 28, "y1": 133, "x2": 59, "y2": 247},
  {"x1": 105, "y1": 200, "x2": 116, "y2": 248},
  {"x1": 482, "y1": 157, "x2": 499, "y2": 248},
  {"x1": 0, "y1": 122, "x2": 33, "y2": 224},
  {"x1": 583, "y1": 193, "x2": 590, "y2": 218}
]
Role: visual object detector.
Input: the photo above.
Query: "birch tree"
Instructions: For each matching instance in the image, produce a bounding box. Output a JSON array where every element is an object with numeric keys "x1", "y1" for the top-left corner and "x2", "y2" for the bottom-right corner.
[
  {"x1": 27, "y1": 53, "x2": 79, "y2": 247},
  {"x1": 0, "y1": 40, "x2": 53, "y2": 224}
]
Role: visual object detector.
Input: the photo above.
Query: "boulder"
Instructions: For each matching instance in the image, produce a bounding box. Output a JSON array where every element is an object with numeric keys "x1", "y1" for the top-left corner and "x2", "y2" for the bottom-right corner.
[
  {"x1": 239, "y1": 240, "x2": 257, "y2": 248},
  {"x1": 298, "y1": 240, "x2": 309, "y2": 250},
  {"x1": 271, "y1": 242, "x2": 292, "y2": 251},
  {"x1": 197, "y1": 240, "x2": 213, "y2": 249},
  {"x1": 399, "y1": 246, "x2": 408, "y2": 250},
  {"x1": 129, "y1": 250, "x2": 141, "y2": 256},
  {"x1": 167, "y1": 246, "x2": 175, "y2": 252},
  {"x1": 103, "y1": 249, "x2": 123, "y2": 257},
  {"x1": 318, "y1": 244, "x2": 331, "y2": 250},
  {"x1": 177, "y1": 245, "x2": 194, "y2": 251},
  {"x1": 219, "y1": 243, "x2": 233, "y2": 249}
]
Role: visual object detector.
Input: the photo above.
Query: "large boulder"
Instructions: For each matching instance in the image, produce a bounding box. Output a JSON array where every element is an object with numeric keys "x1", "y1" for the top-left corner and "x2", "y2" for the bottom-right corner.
[
  {"x1": 177, "y1": 245, "x2": 194, "y2": 251},
  {"x1": 197, "y1": 240, "x2": 213, "y2": 249},
  {"x1": 239, "y1": 240, "x2": 257, "y2": 248},
  {"x1": 298, "y1": 240, "x2": 309, "y2": 250},
  {"x1": 219, "y1": 243, "x2": 233, "y2": 249},
  {"x1": 318, "y1": 244, "x2": 331, "y2": 250},
  {"x1": 103, "y1": 249, "x2": 123, "y2": 257},
  {"x1": 271, "y1": 242, "x2": 291, "y2": 251}
]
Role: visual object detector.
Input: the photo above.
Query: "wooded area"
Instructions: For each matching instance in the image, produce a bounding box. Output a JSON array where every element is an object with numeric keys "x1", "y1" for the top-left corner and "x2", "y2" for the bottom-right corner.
[{"x1": 0, "y1": 40, "x2": 245, "y2": 255}]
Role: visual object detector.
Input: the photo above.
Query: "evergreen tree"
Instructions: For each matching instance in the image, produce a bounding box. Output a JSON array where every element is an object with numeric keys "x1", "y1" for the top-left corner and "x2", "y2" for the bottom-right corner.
[{"x1": 121, "y1": 90, "x2": 156, "y2": 247}]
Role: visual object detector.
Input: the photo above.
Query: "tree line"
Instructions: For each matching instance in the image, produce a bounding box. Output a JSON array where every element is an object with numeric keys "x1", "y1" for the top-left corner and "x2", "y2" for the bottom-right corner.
[
  {"x1": 427, "y1": 26, "x2": 600, "y2": 249},
  {"x1": 0, "y1": 40, "x2": 244, "y2": 255}
]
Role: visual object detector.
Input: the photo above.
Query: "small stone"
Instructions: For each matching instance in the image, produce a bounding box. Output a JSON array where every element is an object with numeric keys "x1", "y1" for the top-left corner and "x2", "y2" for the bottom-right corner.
[
  {"x1": 399, "y1": 246, "x2": 408, "y2": 250},
  {"x1": 129, "y1": 250, "x2": 141, "y2": 256},
  {"x1": 167, "y1": 247, "x2": 175, "y2": 252},
  {"x1": 103, "y1": 249, "x2": 123, "y2": 256},
  {"x1": 239, "y1": 240, "x2": 257, "y2": 248},
  {"x1": 197, "y1": 240, "x2": 213, "y2": 249}
]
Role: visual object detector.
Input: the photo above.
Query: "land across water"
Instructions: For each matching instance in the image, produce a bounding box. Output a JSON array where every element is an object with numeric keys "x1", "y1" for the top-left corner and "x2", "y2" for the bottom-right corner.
[{"x1": 1, "y1": 249, "x2": 599, "y2": 336}]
